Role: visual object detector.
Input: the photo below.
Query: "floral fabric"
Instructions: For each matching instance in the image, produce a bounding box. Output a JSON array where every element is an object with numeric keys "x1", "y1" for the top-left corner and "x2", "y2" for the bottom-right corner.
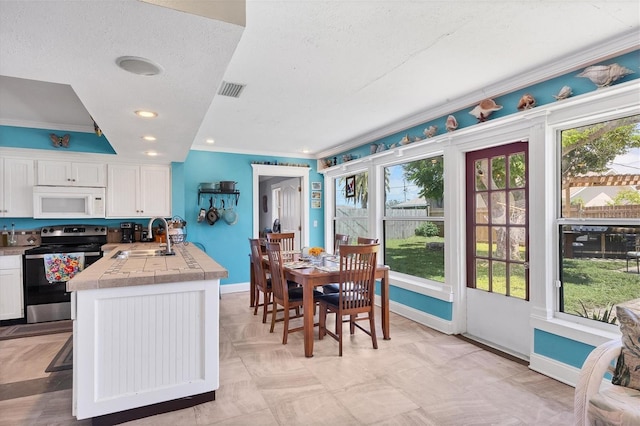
[{"x1": 43, "y1": 253, "x2": 85, "y2": 283}]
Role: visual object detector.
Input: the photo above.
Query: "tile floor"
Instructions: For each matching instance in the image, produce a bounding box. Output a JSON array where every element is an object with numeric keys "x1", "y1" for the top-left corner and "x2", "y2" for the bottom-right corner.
[{"x1": 0, "y1": 291, "x2": 575, "y2": 425}]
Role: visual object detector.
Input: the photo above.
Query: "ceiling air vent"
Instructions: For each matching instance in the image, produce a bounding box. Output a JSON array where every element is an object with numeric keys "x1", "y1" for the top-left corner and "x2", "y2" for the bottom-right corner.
[{"x1": 218, "y1": 81, "x2": 245, "y2": 98}]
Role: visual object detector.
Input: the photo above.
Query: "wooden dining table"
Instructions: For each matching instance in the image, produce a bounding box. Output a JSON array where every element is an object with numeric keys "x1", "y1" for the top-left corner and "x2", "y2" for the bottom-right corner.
[{"x1": 249, "y1": 255, "x2": 390, "y2": 357}]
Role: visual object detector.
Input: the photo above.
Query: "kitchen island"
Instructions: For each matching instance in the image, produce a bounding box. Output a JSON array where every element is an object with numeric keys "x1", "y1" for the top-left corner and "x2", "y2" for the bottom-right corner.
[{"x1": 68, "y1": 242, "x2": 227, "y2": 423}]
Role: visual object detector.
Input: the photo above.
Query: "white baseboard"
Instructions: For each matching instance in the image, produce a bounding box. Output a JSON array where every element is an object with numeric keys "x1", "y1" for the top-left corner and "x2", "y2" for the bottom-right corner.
[
  {"x1": 220, "y1": 282, "x2": 250, "y2": 294},
  {"x1": 529, "y1": 353, "x2": 580, "y2": 387}
]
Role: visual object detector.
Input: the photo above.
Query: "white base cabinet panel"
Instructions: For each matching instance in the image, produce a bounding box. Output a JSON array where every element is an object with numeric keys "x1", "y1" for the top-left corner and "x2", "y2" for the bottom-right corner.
[
  {"x1": 0, "y1": 255, "x2": 23, "y2": 320},
  {"x1": 73, "y1": 280, "x2": 219, "y2": 420}
]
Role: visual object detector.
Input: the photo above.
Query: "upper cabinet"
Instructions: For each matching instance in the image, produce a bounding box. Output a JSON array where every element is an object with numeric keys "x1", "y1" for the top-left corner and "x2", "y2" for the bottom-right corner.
[
  {"x1": 0, "y1": 158, "x2": 34, "y2": 217},
  {"x1": 107, "y1": 164, "x2": 171, "y2": 218},
  {"x1": 37, "y1": 161, "x2": 106, "y2": 187}
]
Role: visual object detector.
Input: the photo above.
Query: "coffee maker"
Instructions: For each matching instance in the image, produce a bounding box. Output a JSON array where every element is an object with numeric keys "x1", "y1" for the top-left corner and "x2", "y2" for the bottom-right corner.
[{"x1": 120, "y1": 222, "x2": 135, "y2": 243}]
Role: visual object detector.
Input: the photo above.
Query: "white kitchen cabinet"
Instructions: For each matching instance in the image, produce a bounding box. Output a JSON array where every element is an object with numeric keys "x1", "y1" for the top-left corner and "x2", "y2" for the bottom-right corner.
[
  {"x1": 0, "y1": 255, "x2": 23, "y2": 320},
  {"x1": 0, "y1": 158, "x2": 35, "y2": 217},
  {"x1": 107, "y1": 164, "x2": 171, "y2": 218},
  {"x1": 37, "y1": 160, "x2": 106, "y2": 187}
]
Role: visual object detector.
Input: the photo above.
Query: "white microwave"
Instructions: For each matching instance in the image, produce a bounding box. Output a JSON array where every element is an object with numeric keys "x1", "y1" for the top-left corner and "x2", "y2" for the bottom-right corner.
[{"x1": 33, "y1": 186, "x2": 106, "y2": 219}]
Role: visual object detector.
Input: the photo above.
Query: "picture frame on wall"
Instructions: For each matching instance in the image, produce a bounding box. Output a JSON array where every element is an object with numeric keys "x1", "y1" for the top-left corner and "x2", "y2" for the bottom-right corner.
[
  {"x1": 312, "y1": 200, "x2": 321, "y2": 209},
  {"x1": 311, "y1": 191, "x2": 321, "y2": 199},
  {"x1": 345, "y1": 175, "x2": 356, "y2": 198},
  {"x1": 311, "y1": 181, "x2": 322, "y2": 191}
]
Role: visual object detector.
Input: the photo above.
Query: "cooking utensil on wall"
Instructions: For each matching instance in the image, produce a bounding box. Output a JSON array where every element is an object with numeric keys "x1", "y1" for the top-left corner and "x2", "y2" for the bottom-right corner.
[
  {"x1": 206, "y1": 197, "x2": 219, "y2": 225},
  {"x1": 223, "y1": 199, "x2": 238, "y2": 225}
]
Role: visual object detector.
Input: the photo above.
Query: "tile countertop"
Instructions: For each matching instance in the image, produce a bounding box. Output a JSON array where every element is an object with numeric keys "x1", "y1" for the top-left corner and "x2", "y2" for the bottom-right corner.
[
  {"x1": 0, "y1": 246, "x2": 35, "y2": 255},
  {"x1": 67, "y1": 242, "x2": 228, "y2": 292}
]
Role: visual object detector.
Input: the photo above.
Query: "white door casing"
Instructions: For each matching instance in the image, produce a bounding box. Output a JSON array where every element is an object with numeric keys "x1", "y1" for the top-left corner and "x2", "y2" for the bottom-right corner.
[{"x1": 251, "y1": 164, "x2": 310, "y2": 247}]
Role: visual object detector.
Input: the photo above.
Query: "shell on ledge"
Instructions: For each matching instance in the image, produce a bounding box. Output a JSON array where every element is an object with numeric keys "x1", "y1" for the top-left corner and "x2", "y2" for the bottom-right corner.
[
  {"x1": 469, "y1": 98, "x2": 503, "y2": 122},
  {"x1": 576, "y1": 63, "x2": 634, "y2": 88},
  {"x1": 399, "y1": 134, "x2": 412, "y2": 145},
  {"x1": 423, "y1": 125, "x2": 438, "y2": 138},
  {"x1": 517, "y1": 93, "x2": 536, "y2": 110},
  {"x1": 445, "y1": 115, "x2": 458, "y2": 132},
  {"x1": 553, "y1": 85, "x2": 573, "y2": 101}
]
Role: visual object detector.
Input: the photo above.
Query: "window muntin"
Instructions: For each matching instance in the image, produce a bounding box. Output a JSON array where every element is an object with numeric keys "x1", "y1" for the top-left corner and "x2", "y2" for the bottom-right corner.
[
  {"x1": 558, "y1": 114, "x2": 640, "y2": 323},
  {"x1": 467, "y1": 143, "x2": 529, "y2": 299},
  {"x1": 383, "y1": 156, "x2": 445, "y2": 282}
]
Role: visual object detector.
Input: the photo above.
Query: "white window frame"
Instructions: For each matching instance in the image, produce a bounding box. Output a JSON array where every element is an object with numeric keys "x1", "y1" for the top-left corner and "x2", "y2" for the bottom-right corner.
[{"x1": 550, "y1": 99, "x2": 640, "y2": 332}]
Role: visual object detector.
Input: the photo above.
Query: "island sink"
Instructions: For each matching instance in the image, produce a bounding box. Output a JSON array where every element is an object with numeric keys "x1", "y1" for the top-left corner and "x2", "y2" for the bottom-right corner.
[{"x1": 112, "y1": 249, "x2": 168, "y2": 258}]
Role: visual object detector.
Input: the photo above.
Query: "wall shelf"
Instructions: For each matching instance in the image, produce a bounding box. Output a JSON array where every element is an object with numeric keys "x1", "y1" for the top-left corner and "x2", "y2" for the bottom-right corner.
[{"x1": 197, "y1": 189, "x2": 240, "y2": 206}]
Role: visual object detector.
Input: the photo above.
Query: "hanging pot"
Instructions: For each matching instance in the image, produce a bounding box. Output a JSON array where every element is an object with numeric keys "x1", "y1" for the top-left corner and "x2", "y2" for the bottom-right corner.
[{"x1": 220, "y1": 181, "x2": 236, "y2": 192}]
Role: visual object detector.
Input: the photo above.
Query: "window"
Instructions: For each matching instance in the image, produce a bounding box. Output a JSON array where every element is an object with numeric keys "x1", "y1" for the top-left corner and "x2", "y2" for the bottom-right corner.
[
  {"x1": 558, "y1": 114, "x2": 640, "y2": 324},
  {"x1": 334, "y1": 171, "x2": 369, "y2": 241},
  {"x1": 383, "y1": 156, "x2": 445, "y2": 282}
]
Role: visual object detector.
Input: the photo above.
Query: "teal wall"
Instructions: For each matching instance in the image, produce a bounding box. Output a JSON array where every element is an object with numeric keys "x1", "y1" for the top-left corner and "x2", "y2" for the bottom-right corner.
[
  {"x1": 0, "y1": 125, "x2": 116, "y2": 154},
  {"x1": 534, "y1": 329, "x2": 596, "y2": 369},
  {"x1": 375, "y1": 281, "x2": 452, "y2": 320},
  {"x1": 180, "y1": 150, "x2": 325, "y2": 285}
]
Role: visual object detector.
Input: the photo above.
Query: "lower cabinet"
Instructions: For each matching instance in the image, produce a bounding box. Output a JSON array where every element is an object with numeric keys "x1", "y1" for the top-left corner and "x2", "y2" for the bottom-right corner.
[{"x1": 0, "y1": 255, "x2": 23, "y2": 320}]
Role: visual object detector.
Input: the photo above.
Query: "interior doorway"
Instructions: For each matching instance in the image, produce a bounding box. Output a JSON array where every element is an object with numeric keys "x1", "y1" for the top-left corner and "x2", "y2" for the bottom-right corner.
[{"x1": 251, "y1": 164, "x2": 310, "y2": 248}]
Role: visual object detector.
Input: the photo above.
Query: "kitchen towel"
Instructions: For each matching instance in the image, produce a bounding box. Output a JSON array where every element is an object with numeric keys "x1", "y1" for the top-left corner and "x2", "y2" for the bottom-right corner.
[{"x1": 44, "y1": 253, "x2": 85, "y2": 283}]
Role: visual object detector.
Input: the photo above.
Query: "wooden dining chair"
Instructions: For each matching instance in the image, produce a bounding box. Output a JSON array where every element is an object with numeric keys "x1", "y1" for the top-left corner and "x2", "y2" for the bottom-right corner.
[
  {"x1": 267, "y1": 232, "x2": 296, "y2": 261},
  {"x1": 318, "y1": 243, "x2": 379, "y2": 356},
  {"x1": 266, "y1": 242, "x2": 322, "y2": 344},
  {"x1": 249, "y1": 238, "x2": 272, "y2": 323},
  {"x1": 323, "y1": 233, "x2": 350, "y2": 294},
  {"x1": 357, "y1": 236, "x2": 379, "y2": 244}
]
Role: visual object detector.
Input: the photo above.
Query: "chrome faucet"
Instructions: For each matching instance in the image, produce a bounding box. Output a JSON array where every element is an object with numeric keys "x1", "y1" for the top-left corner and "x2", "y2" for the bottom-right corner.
[{"x1": 148, "y1": 217, "x2": 174, "y2": 255}]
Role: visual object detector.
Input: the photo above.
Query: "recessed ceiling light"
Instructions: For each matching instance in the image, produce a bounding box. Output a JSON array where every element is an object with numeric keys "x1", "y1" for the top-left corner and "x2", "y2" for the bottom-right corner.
[
  {"x1": 145, "y1": 151, "x2": 158, "y2": 157},
  {"x1": 302, "y1": 148, "x2": 310, "y2": 154},
  {"x1": 206, "y1": 138, "x2": 215, "y2": 144},
  {"x1": 142, "y1": 135, "x2": 156, "y2": 141},
  {"x1": 135, "y1": 110, "x2": 157, "y2": 118},
  {"x1": 116, "y1": 56, "x2": 163, "y2": 76}
]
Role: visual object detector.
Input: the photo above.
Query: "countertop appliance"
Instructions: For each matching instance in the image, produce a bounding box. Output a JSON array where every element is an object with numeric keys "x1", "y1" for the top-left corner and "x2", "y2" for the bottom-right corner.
[
  {"x1": 23, "y1": 225, "x2": 107, "y2": 323},
  {"x1": 120, "y1": 222, "x2": 135, "y2": 243}
]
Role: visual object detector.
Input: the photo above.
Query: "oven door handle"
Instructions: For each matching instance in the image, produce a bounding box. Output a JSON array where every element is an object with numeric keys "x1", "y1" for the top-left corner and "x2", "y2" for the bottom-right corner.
[{"x1": 24, "y1": 252, "x2": 102, "y2": 260}]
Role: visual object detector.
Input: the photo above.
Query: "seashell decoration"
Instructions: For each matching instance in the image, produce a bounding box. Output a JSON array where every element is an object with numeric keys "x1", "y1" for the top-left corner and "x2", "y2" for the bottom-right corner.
[
  {"x1": 553, "y1": 85, "x2": 573, "y2": 101},
  {"x1": 469, "y1": 98, "x2": 503, "y2": 122},
  {"x1": 445, "y1": 115, "x2": 458, "y2": 132},
  {"x1": 399, "y1": 134, "x2": 412, "y2": 145},
  {"x1": 576, "y1": 63, "x2": 634, "y2": 88},
  {"x1": 423, "y1": 125, "x2": 438, "y2": 138},
  {"x1": 517, "y1": 93, "x2": 536, "y2": 110}
]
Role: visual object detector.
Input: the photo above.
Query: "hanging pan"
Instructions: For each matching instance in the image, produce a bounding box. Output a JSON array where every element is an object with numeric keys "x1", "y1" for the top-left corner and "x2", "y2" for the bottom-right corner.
[{"x1": 206, "y1": 197, "x2": 219, "y2": 225}]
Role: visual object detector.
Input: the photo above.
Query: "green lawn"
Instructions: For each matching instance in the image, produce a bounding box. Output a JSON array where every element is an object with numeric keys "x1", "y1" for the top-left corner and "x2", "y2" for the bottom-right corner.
[
  {"x1": 562, "y1": 259, "x2": 640, "y2": 317},
  {"x1": 384, "y1": 236, "x2": 444, "y2": 282}
]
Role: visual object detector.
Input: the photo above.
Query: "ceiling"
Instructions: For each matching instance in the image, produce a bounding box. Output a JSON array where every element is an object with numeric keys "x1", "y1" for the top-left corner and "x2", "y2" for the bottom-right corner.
[{"x1": 0, "y1": 1, "x2": 638, "y2": 163}]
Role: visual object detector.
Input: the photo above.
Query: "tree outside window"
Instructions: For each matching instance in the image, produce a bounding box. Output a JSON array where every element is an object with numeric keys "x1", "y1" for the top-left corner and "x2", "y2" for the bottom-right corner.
[{"x1": 558, "y1": 114, "x2": 640, "y2": 324}]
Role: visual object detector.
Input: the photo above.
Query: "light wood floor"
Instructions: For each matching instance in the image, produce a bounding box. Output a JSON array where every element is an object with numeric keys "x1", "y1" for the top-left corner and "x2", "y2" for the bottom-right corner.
[{"x1": 0, "y1": 291, "x2": 575, "y2": 425}]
